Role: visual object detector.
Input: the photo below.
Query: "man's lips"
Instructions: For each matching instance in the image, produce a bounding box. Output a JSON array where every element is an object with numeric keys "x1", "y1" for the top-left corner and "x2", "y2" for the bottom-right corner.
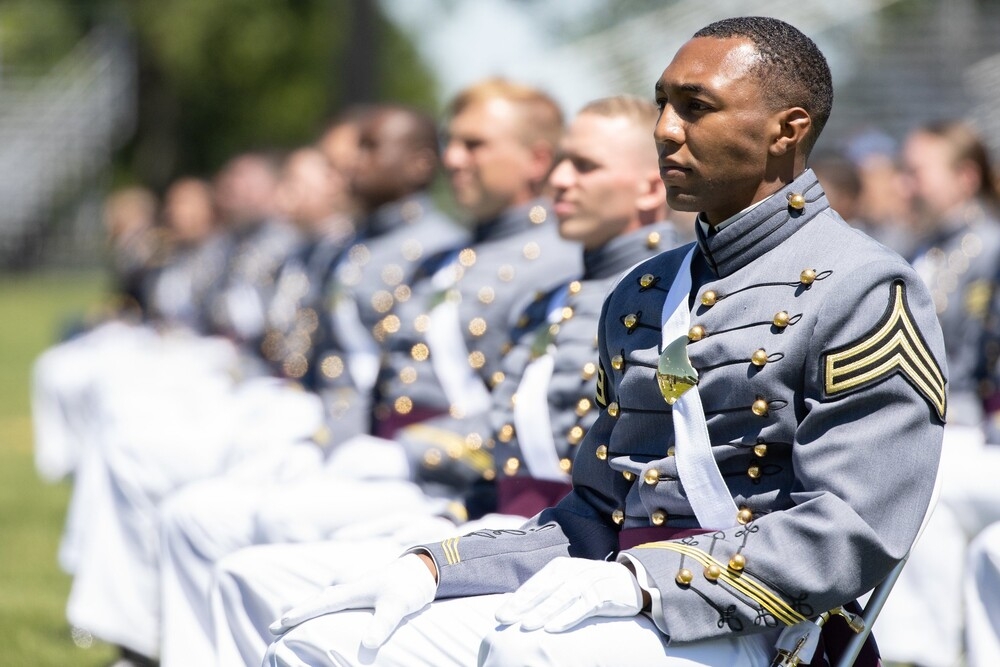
[
  {"x1": 658, "y1": 161, "x2": 689, "y2": 180},
  {"x1": 553, "y1": 200, "x2": 576, "y2": 216}
]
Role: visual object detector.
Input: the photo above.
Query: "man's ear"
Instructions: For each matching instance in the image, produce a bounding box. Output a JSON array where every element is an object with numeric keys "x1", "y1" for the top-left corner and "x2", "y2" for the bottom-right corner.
[
  {"x1": 526, "y1": 140, "x2": 557, "y2": 191},
  {"x1": 635, "y1": 168, "x2": 667, "y2": 214},
  {"x1": 769, "y1": 107, "x2": 812, "y2": 157}
]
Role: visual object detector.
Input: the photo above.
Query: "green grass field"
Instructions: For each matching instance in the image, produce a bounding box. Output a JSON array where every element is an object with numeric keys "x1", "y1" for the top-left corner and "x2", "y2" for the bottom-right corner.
[{"x1": 0, "y1": 271, "x2": 117, "y2": 666}]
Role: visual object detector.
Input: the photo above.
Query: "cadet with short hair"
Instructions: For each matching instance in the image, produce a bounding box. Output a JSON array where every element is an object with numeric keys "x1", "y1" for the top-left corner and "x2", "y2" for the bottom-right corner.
[{"x1": 267, "y1": 17, "x2": 945, "y2": 667}]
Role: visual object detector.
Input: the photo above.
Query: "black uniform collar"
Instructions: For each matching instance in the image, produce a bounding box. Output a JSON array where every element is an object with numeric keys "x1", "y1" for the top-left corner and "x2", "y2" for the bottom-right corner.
[
  {"x1": 361, "y1": 192, "x2": 430, "y2": 238},
  {"x1": 584, "y1": 221, "x2": 674, "y2": 280},
  {"x1": 472, "y1": 198, "x2": 552, "y2": 244},
  {"x1": 695, "y1": 169, "x2": 829, "y2": 278}
]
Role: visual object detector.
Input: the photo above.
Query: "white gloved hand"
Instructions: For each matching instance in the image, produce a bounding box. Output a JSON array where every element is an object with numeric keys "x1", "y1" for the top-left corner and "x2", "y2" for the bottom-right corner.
[
  {"x1": 495, "y1": 557, "x2": 643, "y2": 632},
  {"x1": 268, "y1": 553, "x2": 437, "y2": 649}
]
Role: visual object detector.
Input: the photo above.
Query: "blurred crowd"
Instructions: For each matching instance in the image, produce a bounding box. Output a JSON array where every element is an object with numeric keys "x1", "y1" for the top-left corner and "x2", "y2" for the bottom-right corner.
[{"x1": 28, "y1": 74, "x2": 1000, "y2": 667}]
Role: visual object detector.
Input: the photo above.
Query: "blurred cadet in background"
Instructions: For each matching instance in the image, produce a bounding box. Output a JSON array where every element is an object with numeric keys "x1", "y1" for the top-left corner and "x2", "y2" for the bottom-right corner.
[
  {"x1": 101, "y1": 186, "x2": 162, "y2": 320},
  {"x1": 153, "y1": 79, "x2": 581, "y2": 666},
  {"x1": 875, "y1": 119, "x2": 1000, "y2": 667}
]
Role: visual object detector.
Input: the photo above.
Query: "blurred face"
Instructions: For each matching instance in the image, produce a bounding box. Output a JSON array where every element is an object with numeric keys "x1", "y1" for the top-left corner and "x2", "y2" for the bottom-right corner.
[
  {"x1": 654, "y1": 37, "x2": 779, "y2": 224},
  {"x1": 214, "y1": 156, "x2": 278, "y2": 227},
  {"x1": 550, "y1": 113, "x2": 655, "y2": 250},
  {"x1": 164, "y1": 180, "x2": 215, "y2": 244},
  {"x1": 443, "y1": 98, "x2": 539, "y2": 220},
  {"x1": 902, "y1": 132, "x2": 973, "y2": 222},
  {"x1": 351, "y1": 111, "x2": 418, "y2": 210},
  {"x1": 276, "y1": 149, "x2": 339, "y2": 231},
  {"x1": 319, "y1": 122, "x2": 360, "y2": 216}
]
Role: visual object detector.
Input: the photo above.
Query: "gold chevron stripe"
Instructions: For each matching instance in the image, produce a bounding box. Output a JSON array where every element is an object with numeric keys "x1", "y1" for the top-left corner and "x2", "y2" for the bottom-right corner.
[
  {"x1": 441, "y1": 537, "x2": 461, "y2": 565},
  {"x1": 825, "y1": 282, "x2": 946, "y2": 419},
  {"x1": 403, "y1": 425, "x2": 494, "y2": 472},
  {"x1": 634, "y1": 542, "x2": 808, "y2": 626},
  {"x1": 595, "y1": 364, "x2": 608, "y2": 408}
]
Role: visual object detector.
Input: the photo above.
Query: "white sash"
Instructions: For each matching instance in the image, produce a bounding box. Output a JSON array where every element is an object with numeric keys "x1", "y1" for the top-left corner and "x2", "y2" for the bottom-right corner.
[
  {"x1": 660, "y1": 247, "x2": 738, "y2": 529},
  {"x1": 513, "y1": 354, "x2": 569, "y2": 482}
]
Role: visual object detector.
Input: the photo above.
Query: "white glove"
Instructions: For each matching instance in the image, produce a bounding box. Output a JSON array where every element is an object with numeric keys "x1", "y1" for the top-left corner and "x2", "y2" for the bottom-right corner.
[
  {"x1": 268, "y1": 553, "x2": 437, "y2": 649},
  {"x1": 495, "y1": 557, "x2": 643, "y2": 633}
]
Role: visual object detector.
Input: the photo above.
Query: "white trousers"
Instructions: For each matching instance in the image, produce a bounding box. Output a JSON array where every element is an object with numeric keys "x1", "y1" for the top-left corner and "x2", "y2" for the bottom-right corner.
[
  {"x1": 966, "y1": 521, "x2": 1000, "y2": 667},
  {"x1": 211, "y1": 515, "x2": 527, "y2": 667},
  {"x1": 265, "y1": 593, "x2": 778, "y2": 667},
  {"x1": 157, "y1": 437, "x2": 440, "y2": 667},
  {"x1": 874, "y1": 425, "x2": 1000, "y2": 667},
  {"x1": 65, "y1": 363, "x2": 321, "y2": 658}
]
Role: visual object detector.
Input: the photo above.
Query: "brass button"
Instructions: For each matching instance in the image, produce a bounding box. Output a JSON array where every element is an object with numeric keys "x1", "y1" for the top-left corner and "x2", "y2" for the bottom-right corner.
[
  {"x1": 643, "y1": 469, "x2": 659, "y2": 485},
  {"x1": 568, "y1": 280, "x2": 582, "y2": 295},
  {"x1": 595, "y1": 444, "x2": 608, "y2": 460},
  {"x1": 498, "y1": 424, "x2": 514, "y2": 443},
  {"x1": 639, "y1": 273, "x2": 656, "y2": 288},
  {"x1": 561, "y1": 306, "x2": 574, "y2": 321},
  {"x1": 567, "y1": 425, "x2": 584, "y2": 445},
  {"x1": 394, "y1": 396, "x2": 413, "y2": 414},
  {"x1": 704, "y1": 564, "x2": 722, "y2": 581},
  {"x1": 751, "y1": 349, "x2": 768, "y2": 367},
  {"x1": 651, "y1": 509, "x2": 667, "y2": 525},
  {"x1": 582, "y1": 362, "x2": 597, "y2": 380},
  {"x1": 607, "y1": 402, "x2": 619, "y2": 417},
  {"x1": 575, "y1": 398, "x2": 592, "y2": 416},
  {"x1": 490, "y1": 371, "x2": 505, "y2": 387},
  {"x1": 688, "y1": 325, "x2": 706, "y2": 341},
  {"x1": 423, "y1": 448, "x2": 442, "y2": 467},
  {"x1": 737, "y1": 508, "x2": 754, "y2": 525},
  {"x1": 751, "y1": 399, "x2": 769, "y2": 416},
  {"x1": 612, "y1": 509, "x2": 625, "y2": 525},
  {"x1": 773, "y1": 311, "x2": 790, "y2": 328},
  {"x1": 788, "y1": 192, "x2": 806, "y2": 210},
  {"x1": 675, "y1": 568, "x2": 693, "y2": 586},
  {"x1": 753, "y1": 443, "x2": 768, "y2": 458},
  {"x1": 503, "y1": 457, "x2": 520, "y2": 475},
  {"x1": 747, "y1": 465, "x2": 761, "y2": 480},
  {"x1": 666, "y1": 446, "x2": 676, "y2": 457},
  {"x1": 800, "y1": 268, "x2": 817, "y2": 285},
  {"x1": 646, "y1": 231, "x2": 661, "y2": 249},
  {"x1": 622, "y1": 470, "x2": 635, "y2": 481},
  {"x1": 559, "y1": 458, "x2": 572, "y2": 473},
  {"x1": 623, "y1": 313, "x2": 639, "y2": 330},
  {"x1": 728, "y1": 553, "x2": 746, "y2": 572},
  {"x1": 701, "y1": 290, "x2": 718, "y2": 307},
  {"x1": 611, "y1": 354, "x2": 624, "y2": 370}
]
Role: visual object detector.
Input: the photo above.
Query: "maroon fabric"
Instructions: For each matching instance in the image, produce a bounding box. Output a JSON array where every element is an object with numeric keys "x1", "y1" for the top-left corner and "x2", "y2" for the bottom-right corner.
[
  {"x1": 811, "y1": 600, "x2": 882, "y2": 667},
  {"x1": 617, "y1": 526, "x2": 711, "y2": 551},
  {"x1": 496, "y1": 477, "x2": 573, "y2": 517},
  {"x1": 373, "y1": 407, "x2": 448, "y2": 440}
]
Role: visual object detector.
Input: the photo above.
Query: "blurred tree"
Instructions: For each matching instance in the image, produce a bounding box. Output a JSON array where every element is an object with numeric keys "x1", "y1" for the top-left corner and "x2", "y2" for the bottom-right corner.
[{"x1": 0, "y1": 0, "x2": 438, "y2": 189}]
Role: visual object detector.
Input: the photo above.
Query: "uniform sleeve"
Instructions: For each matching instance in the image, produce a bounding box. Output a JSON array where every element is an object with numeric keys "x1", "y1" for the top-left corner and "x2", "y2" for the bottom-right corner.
[{"x1": 620, "y1": 262, "x2": 946, "y2": 644}]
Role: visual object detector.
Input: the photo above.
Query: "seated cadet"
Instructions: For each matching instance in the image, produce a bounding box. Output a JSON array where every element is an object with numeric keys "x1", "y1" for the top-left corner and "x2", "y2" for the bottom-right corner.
[
  {"x1": 266, "y1": 17, "x2": 945, "y2": 667},
  {"x1": 153, "y1": 80, "x2": 581, "y2": 667},
  {"x1": 206, "y1": 94, "x2": 685, "y2": 667}
]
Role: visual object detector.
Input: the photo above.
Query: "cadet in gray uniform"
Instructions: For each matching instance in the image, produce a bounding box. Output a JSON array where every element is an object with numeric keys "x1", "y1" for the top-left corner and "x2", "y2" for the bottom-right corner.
[
  {"x1": 204, "y1": 94, "x2": 682, "y2": 667},
  {"x1": 267, "y1": 18, "x2": 945, "y2": 667}
]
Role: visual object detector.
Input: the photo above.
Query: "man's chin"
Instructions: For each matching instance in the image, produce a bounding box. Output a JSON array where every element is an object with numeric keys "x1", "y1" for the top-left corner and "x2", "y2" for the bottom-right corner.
[{"x1": 665, "y1": 190, "x2": 702, "y2": 214}]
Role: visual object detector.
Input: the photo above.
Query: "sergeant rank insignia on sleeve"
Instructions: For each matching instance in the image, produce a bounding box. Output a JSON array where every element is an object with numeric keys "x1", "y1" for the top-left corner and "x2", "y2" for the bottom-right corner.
[{"x1": 823, "y1": 280, "x2": 946, "y2": 421}]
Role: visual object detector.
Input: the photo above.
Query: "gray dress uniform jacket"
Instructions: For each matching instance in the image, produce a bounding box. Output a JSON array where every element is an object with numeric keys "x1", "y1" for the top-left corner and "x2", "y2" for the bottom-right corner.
[
  {"x1": 908, "y1": 203, "x2": 1000, "y2": 427},
  {"x1": 373, "y1": 199, "x2": 582, "y2": 436},
  {"x1": 312, "y1": 193, "x2": 468, "y2": 443},
  {"x1": 419, "y1": 170, "x2": 946, "y2": 645}
]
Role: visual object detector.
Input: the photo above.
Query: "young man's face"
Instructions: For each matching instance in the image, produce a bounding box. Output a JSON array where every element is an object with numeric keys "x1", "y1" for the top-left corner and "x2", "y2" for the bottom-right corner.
[
  {"x1": 654, "y1": 37, "x2": 781, "y2": 225},
  {"x1": 443, "y1": 98, "x2": 540, "y2": 221},
  {"x1": 549, "y1": 113, "x2": 653, "y2": 250}
]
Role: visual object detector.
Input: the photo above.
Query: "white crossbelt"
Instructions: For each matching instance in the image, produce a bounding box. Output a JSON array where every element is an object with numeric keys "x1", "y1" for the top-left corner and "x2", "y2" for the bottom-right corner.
[
  {"x1": 425, "y1": 256, "x2": 493, "y2": 416},
  {"x1": 660, "y1": 247, "x2": 738, "y2": 529}
]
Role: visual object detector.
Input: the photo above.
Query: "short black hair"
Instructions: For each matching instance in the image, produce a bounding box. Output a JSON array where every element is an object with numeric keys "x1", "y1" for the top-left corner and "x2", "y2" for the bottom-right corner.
[{"x1": 694, "y1": 16, "x2": 833, "y2": 154}]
